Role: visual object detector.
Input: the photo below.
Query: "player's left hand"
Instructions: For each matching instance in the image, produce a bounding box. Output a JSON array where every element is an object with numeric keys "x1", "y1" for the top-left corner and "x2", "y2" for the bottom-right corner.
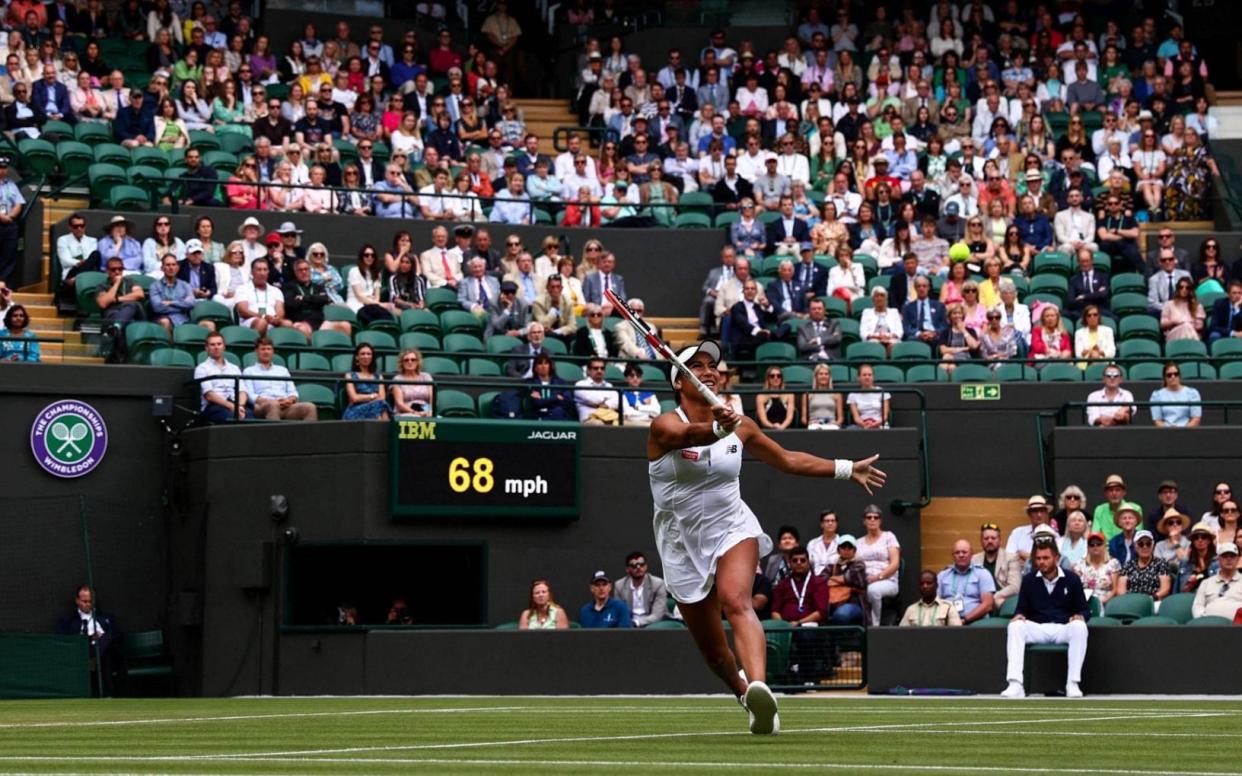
[
  {"x1": 853, "y1": 454, "x2": 886, "y2": 495},
  {"x1": 711, "y1": 402, "x2": 741, "y2": 433}
]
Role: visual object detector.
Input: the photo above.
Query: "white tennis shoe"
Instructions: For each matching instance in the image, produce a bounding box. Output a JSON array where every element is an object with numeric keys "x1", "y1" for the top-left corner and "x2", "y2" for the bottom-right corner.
[
  {"x1": 743, "y1": 680, "x2": 780, "y2": 735},
  {"x1": 1001, "y1": 682, "x2": 1026, "y2": 699}
]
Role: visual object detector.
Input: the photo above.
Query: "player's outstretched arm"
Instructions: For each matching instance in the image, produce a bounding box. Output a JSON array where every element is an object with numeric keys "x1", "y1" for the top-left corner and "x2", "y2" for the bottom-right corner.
[{"x1": 737, "y1": 420, "x2": 887, "y2": 494}]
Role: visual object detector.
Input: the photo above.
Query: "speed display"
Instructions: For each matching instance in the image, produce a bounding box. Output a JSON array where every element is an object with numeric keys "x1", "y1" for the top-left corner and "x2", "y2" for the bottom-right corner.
[{"x1": 390, "y1": 418, "x2": 580, "y2": 518}]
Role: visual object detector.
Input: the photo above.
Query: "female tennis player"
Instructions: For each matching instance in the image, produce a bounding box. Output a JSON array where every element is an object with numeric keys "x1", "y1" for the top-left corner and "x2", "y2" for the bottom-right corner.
[{"x1": 648, "y1": 341, "x2": 885, "y2": 734}]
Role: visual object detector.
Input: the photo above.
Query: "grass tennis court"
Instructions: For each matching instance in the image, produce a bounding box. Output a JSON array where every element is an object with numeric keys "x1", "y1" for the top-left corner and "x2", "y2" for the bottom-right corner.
[{"x1": 0, "y1": 695, "x2": 1239, "y2": 774}]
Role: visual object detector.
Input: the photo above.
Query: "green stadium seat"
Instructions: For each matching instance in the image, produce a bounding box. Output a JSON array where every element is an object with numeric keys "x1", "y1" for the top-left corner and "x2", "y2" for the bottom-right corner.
[
  {"x1": 172, "y1": 323, "x2": 211, "y2": 353},
  {"x1": 1127, "y1": 361, "x2": 1164, "y2": 380},
  {"x1": 297, "y1": 383, "x2": 338, "y2": 419},
  {"x1": 401, "y1": 331, "x2": 441, "y2": 351},
  {"x1": 477, "y1": 391, "x2": 500, "y2": 418},
  {"x1": 1110, "y1": 292, "x2": 1148, "y2": 317},
  {"x1": 311, "y1": 329, "x2": 352, "y2": 351},
  {"x1": 556, "y1": 360, "x2": 584, "y2": 382},
  {"x1": 1088, "y1": 616, "x2": 1123, "y2": 627},
  {"x1": 149, "y1": 347, "x2": 196, "y2": 368},
  {"x1": 466, "y1": 357, "x2": 501, "y2": 376},
  {"x1": 645, "y1": 619, "x2": 686, "y2": 629},
  {"x1": 1025, "y1": 292, "x2": 1063, "y2": 308},
  {"x1": 121, "y1": 629, "x2": 175, "y2": 694},
  {"x1": 1199, "y1": 290, "x2": 1225, "y2": 311},
  {"x1": 17, "y1": 137, "x2": 56, "y2": 176},
  {"x1": 1179, "y1": 361, "x2": 1215, "y2": 380},
  {"x1": 756, "y1": 341, "x2": 796, "y2": 361},
  {"x1": 1157, "y1": 593, "x2": 1196, "y2": 624},
  {"x1": 123, "y1": 322, "x2": 171, "y2": 364},
  {"x1": 890, "y1": 341, "x2": 931, "y2": 361},
  {"x1": 1103, "y1": 593, "x2": 1154, "y2": 623},
  {"x1": 1185, "y1": 616, "x2": 1234, "y2": 626},
  {"x1": 542, "y1": 337, "x2": 567, "y2": 355},
  {"x1": 443, "y1": 333, "x2": 485, "y2": 353},
  {"x1": 439, "y1": 309, "x2": 484, "y2": 336},
  {"x1": 714, "y1": 211, "x2": 739, "y2": 228},
  {"x1": 1032, "y1": 252, "x2": 1071, "y2": 277},
  {"x1": 904, "y1": 364, "x2": 938, "y2": 382},
  {"x1": 1083, "y1": 362, "x2": 1114, "y2": 382},
  {"x1": 188, "y1": 130, "x2": 221, "y2": 152},
  {"x1": 640, "y1": 363, "x2": 666, "y2": 383},
  {"x1": 998, "y1": 597, "x2": 1018, "y2": 618},
  {"x1": 323, "y1": 305, "x2": 358, "y2": 331},
  {"x1": 242, "y1": 351, "x2": 286, "y2": 368},
  {"x1": 92, "y1": 142, "x2": 130, "y2": 166},
  {"x1": 202, "y1": 150, "x2": 238, "y2": 170},
  {"x1": 425, "y1": 287, "x2": 460, "y2": 313},
  {"x1": 678, "y1": 190, "x2": 714, "y2": 214},
  {"x1": 109, "y1": 183, "x2": 153, "y2": 211},
  {"x1": 872, "y1": 365, "x2": 904, "y2": 382},
  {"x1": 267, "y1": 327, "x2": 309, "y2": 353},
  {"x1": 1118, "y1": 339, "x2": 1161, "y2": 360},
  {"x1": 422, "y1": 355, "x2": 460, "y2": 375},
  {"x1": 219, "y1": 133, "x2": 254, "y2": 155},
  {"x1": 355, "y1": 330, "x2": 397, "y2": 353},
  {"x1": 219, "y1": 325, "x2": 259, "y2": 350},
  {"x1": 291, "y1": 351, "x2": 331, "y2": 372},
  {"x1": 1028, "y1": 274, "x2": 1068, "y2": 302},
  {"x1": 88, "y1": 163, "x2": 127, "y2": 198},
  {"x1": 196, "y1": 349, "x2": 240, "y2": 367},
  {"x1": 56, "y1": 141, "x2": 94, "y2": 178},
  {"x1": 950, "y1": 363, "x2": 993, "y2": 383},
  {"x1": 831, "y1": 364, "x2": 855, "y2": 383},
  {"x1": 837, "y1": 317, "x2": 860, "y2": 345},
  {"x1": 996, "y1": 363, "x2": 1037, "y2": 381},
  {"x1": 1040, "y1": 363, "x2": 1082, "y2": 381},
  {"x1": 189, "y1": 300, "x2": 233, "y2": 330},
  {"x1": 1165, "y1": 339, "x2": 1207, "y2": 360},
  {"x1": 40, "y1": 119, "x2": 74, "y2": 142},
  {"x1": 1130, "y1": 616, "x2": 1178, "y2": 627},
  {"x1": 867, "y1": 275, "x2": 891, "y2": 294},
  {"x1": 823, "y1": 296, "x2": 849, "y2": 319},
  {"x1": 1109, "y1": 272, "x2": 1145, "y2": 295},
  {"x1": 845, "y1": 342, "x2": 886, "y2": 362},
  {"x1": 129, "y1": 146, "x2": 169, "y2": 169},
  {"x1": 854, "y1": 254, "x2": 878, "y2": 277},
  {"x1": 673, "y1": 212, "x2": 712, "y2": 229},
  {"x1": 1211, "y1": 338, "x2": 1242, "y2": 361},
  {"x1": 1118, "y1": 316, "x2": 1160, "y2": 342},
  {"x1": 435, "y1": 389, "x2": 477, "y2": 417},
  {"x1": 401, "y1": 308, "x2": 441, "y2": 334},
  {"x1": 757, "y1": 210, "x2": 781, "y2": 225},
  {"x1": 1219, "y1": 361, "x2": 1242, "y2": 380},
  {"x1": 781, "y1": 365, "x2": 813, "y2": 384}
]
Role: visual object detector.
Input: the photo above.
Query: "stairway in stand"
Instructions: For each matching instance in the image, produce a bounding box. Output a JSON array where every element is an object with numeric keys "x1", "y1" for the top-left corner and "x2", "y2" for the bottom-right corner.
[
  {"x1": 918, "y1": 497, "x2": 1030, "y2": 572},
  {"x1": 18, "y1": 194, "x2": 103, "y2": 363},
  {"x1": 648, "y1": 317, "x2": 701, "y2": 352},
  {"x1": 515, "y1": 99, "x2": 578, "y2": 155}
]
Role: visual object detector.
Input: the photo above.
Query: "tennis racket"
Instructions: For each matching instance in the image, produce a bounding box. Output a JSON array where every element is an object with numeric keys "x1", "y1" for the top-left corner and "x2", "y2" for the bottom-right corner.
[{"x1": 604, "y1": 287, "x2": 724, "y2": 408}]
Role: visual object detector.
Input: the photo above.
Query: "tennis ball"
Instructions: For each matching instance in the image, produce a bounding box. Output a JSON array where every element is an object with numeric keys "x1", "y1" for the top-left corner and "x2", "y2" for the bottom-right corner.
[{"x1": 948, "y1": 242, "x2": 971, "y2": 262}]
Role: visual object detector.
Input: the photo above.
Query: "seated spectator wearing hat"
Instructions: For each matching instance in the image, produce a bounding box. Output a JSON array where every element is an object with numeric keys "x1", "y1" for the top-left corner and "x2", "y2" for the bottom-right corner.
[
  {"x1": 1145, "y1": 479, "x2": 1191, "y2": 534},
  {"x1": 1154, "y1": 508, "x2": 1191, "y2": 566},
  {"x1": 1115, "y1": 529, "x2": 1172, "y2": 603},
  {"x1": 177, "y1": 239, "x2": 219, "y2": 307},
  {"x1": 283, "y1": 258, "x2": 351, "y2": 339},
  {"x1": 148, "y1": 253, "x2": 197, "y2": 333},
  {"x1": 1073, "y1": 531, "x2": 1121, "y2": 606},
  {"x1": 98, "y1": 215, "x2": 145, "y2": 274},
  {"x1": 1007, "y1": 495, "x2": 1053, "y2": 563},
  {"x1": 825, "y1": 534, "x2": 866, "y2": 625},
  {"x1": 488, "y1": 280, "x2": 530, "y2": 339},
  {"x1": 1108, "y1": 502, "x2": 1145, "y2": 565},
  {"x1": 1094, "y1": 473, "x2": 1136, "y2": 543},
  {"x1": 579, "y1": 571, "x2": 631, "y2": 628},
  {"x1": 937, "y1": 539, "x2": 996, "y2": 624},
  {"x1": 242, "y1": 337, "x2": 317, "y2": 422},
  {"x1": 1180, "y1": 522, "x2": 1220, "y2": 593},
  {"x1": 1001, "y1": 535, "x2": 1090, "y2": 699},
  {"x1": 1191, "y1": 542, "x2": 1242, "y2": 619},
  {"x1": 901, "y1": 570, "x2": 962, "y2": 626}
]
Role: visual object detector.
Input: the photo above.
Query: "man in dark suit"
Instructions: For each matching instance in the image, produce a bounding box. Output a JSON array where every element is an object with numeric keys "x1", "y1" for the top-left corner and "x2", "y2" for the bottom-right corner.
[
  {"x1": 792, "y1": 245, "x2": 827, "y2": 304},
  {"x1": 765, "y1": 258, "x2": 808, "y2": 321},
  {"x1": 666, "y1": 70, "x2": 698, "y2": 122},
  {"x1": 1065, "y1": 247, "x2": 1110, "y2": 320},
  {"x1": 1001, "y1": 536, "x2": 1090, "y2": 698},
  {"x1": 796, "y1": 298, "x2": 843, "y2": 361},
  {"x1": 901, "y1": 275, "x2": 947, "y2": 343},
  {"x1": 902, "y1": 171, "x2": 941, "y2": 220},
  {"x1": 581, "y1": 252, "x2": 627, "y2": 311},
  {"x1": 765, "y1": 196, "x2": 812, "y2": 257},
  {"x1": 505, "y1": 321, "x2": 550, "y2": 378},
  {"x1": 728, "y1": 277, "x2": 780, "y2": 361},
  {"x1": 888, "y1": 253, "x2": 921, "y2": 311},
  {"x1": 33, "y1": 63, "x2": 74, "y2": 124},
  {"x1": 1209, "y1": 280, "x2": 1242, "y2": 344},
  {"x1": 710, "y1": 154, "x2": 754, "y2": 211},
  {"x1": 55, "y1": 584, "x2": 118, "y2": 696}
]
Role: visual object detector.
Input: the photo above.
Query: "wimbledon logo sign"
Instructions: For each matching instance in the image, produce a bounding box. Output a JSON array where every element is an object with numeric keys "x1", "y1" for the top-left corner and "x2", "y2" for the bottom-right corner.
[{"x1": 30, "y1": 400, "x2": 109, "y2": 478}]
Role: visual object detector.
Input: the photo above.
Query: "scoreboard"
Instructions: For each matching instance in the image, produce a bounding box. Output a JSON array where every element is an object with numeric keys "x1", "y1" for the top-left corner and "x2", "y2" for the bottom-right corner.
[{"x1": 390, "y1": 418, "x2": 581, "y2": 518}]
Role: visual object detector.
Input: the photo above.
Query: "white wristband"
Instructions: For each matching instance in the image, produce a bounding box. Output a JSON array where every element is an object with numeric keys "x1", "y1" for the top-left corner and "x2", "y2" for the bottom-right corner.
[
  {"x1": 712, "y1": 421, "x2": 730, "y2": 439},
  {"x1": 834, "y1": 459, "x2": 853, "y2": 480}
]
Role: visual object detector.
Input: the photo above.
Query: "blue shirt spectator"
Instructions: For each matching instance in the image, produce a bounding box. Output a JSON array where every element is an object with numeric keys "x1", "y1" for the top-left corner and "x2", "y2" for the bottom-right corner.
[
  {"x1": 372, "y1": 168, "x2": 419, "y2": 218},
  {"x1": 489, "y1": 180, "x2": 532, "y2": 225},
  {"x1": 936, "y1": 562, "x2": 996, "y2": 621},
  {"x1": 579, "y1": 573, "x2": 632, "y2": 628},
  {"x1": 1150, "y1": 380, "x2": 1202, "y2": 427},
  {"x1": 1014, "y1": 209, "x2": 1053, "y2": 251},
  {"x1": 148, "y1": 275, "x2": 196, "y2": 327}
]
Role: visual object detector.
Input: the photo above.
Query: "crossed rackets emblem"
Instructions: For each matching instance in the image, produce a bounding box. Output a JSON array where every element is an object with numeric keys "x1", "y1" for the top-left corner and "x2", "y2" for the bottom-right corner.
[{"x1": 49, "y1": 420, "x2": 89, "y2": 455}]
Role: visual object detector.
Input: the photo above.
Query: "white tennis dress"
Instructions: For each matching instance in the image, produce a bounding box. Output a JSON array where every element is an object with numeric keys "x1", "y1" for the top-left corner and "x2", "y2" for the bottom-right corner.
[{"x1": 649, "y1": 408, "x2": 774, "y2": 603}]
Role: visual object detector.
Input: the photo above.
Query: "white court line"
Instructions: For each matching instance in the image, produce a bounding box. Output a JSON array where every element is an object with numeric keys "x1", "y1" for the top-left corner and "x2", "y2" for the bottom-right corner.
[
  {"x1": 0, "y1": 705, "x2": 1208, "y2": 732},
  {"x1": 0, "y1": 706, "x2": 529, "y2": 731},
  {"x1": 2, "y1": 712, "x2": 1224, "y2": 764},
  {"x1": 80, "y1": 757, "x2": 1242, "y2": 776}
]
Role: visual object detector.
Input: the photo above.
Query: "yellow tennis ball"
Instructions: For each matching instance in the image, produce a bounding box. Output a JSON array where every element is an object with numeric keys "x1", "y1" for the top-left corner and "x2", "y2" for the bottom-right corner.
[{"x1": 949, "y1": 242, "x2": 971, "y2": 262}]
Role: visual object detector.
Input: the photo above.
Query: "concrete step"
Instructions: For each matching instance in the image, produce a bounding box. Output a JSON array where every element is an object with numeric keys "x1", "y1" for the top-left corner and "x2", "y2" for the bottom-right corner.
[
  {"x1": 918, "y1": 497, "x2": 1030, "y2": 572},
  {"x1": 13, "y1": 291, "x2": 52, "y2": 305}
]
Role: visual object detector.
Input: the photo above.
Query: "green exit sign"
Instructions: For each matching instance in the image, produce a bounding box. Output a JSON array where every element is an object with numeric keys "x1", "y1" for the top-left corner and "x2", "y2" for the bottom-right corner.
[{"x1": 960, "y1": 384, "x2": 1001, "y2": 401}]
